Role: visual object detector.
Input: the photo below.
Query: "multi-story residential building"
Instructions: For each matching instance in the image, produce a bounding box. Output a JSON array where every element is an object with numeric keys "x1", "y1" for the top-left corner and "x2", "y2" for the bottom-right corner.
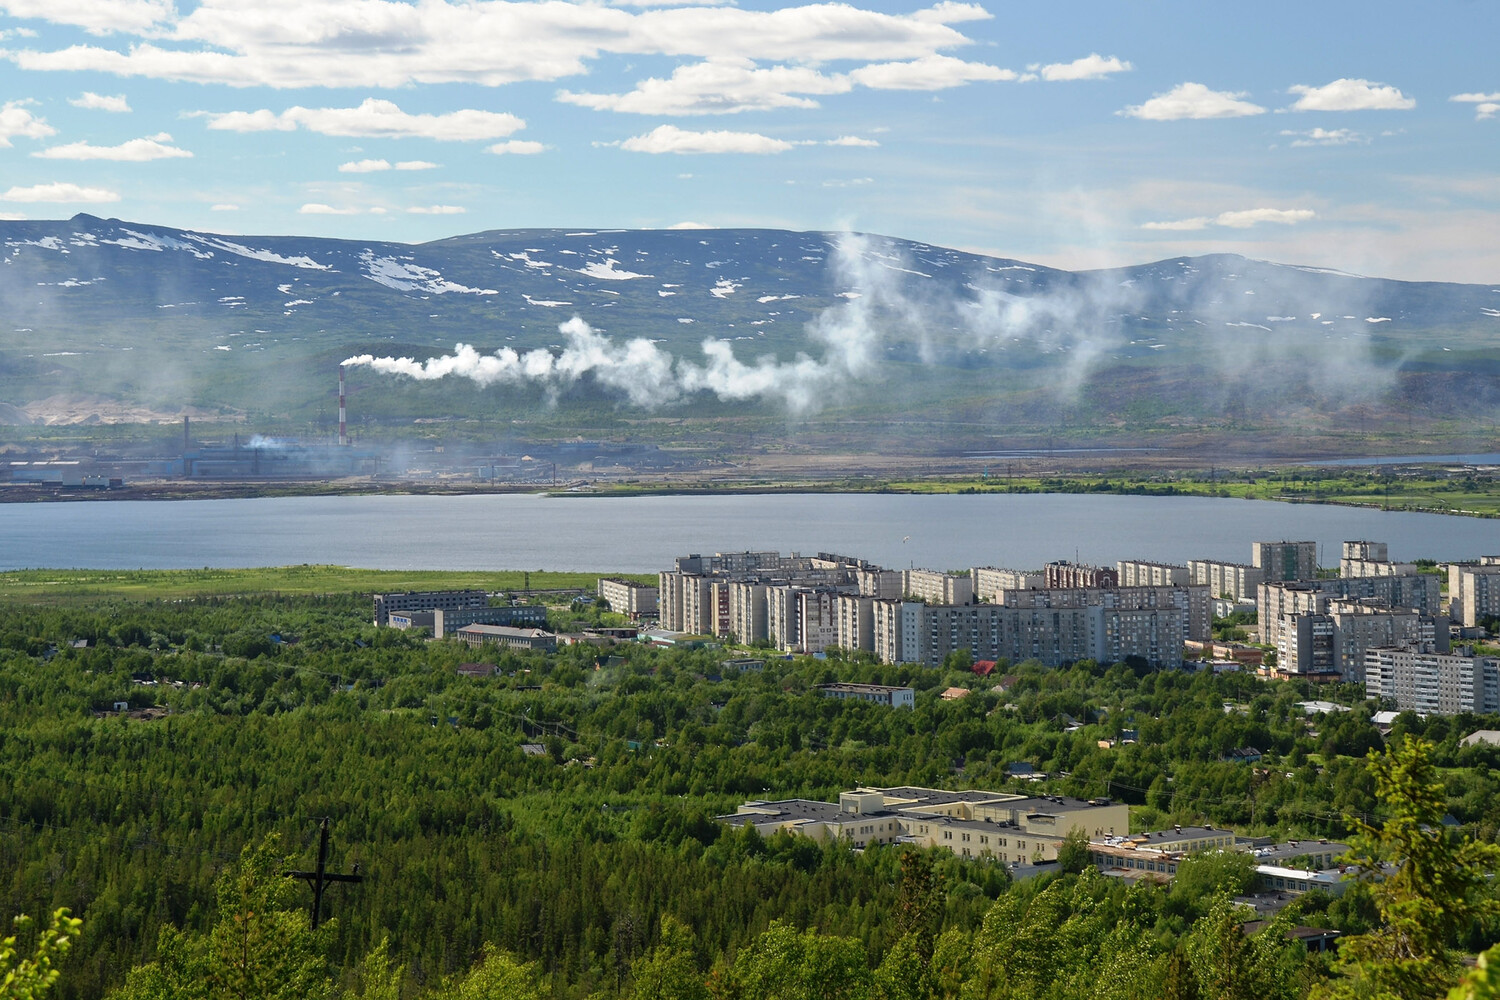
[
  {"x1": 1343, "y1": 540, "x2": 1389, "y2": 562},
  {"x1": 728, "y1": 581, "x2": 769, "y2": 644},
  {"x1": 1271, "y1": 595, "x2": 1448, "y2": 682},
  {"x1": 836, "y1": 593, "x2": 875, "y2": 652},
  {"x1": 1117, "y1": 561, "x2": 1192, "y2": 588},
  {"x1": 1188, "y1": 560, "x2": 1265, "y2": 602},
  {"x1": 972, "y1": 567, "x2": 1044, "y2": 602},
  {"x1": 1365, "y1": 647, "x2": 1500, "y2": 714},
  {"x1": 1260, "y1": 572, "x2": 1442, "y2": 646},
  {"x1": 1253, "y1": 540, "x2": 1319, "y2": 583},
  {"x1": 797, "y1": 589, "x2": 841, "y2": 653},
  {"x1": 1045, "y1": 561, "x2": 1118, "y2": 589},
  {"x1": 903, "y1": 568, "x2": 973, "y2": 605},
  {"x1": 872, "y1": 597, "x2": 1188, "y2": 669},
  {"x1": 998, "y1": 585, "x2": 1211, "y2": 644},
  {"x1": 596, "y1": 578, "x2": 658, "y2": 619},
  {"x1": 1449, "y1": 560, "x2": 1500, "y2": 628}
]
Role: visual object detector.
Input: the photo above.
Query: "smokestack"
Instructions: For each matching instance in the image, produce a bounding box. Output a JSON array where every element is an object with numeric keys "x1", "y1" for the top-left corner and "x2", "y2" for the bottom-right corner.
[
  {"x1": 183, "y1": 415, "x2": 190, "y2": 452},
  {"x1": 338, "y1": 365, "x2": 348, "y2": 447}
]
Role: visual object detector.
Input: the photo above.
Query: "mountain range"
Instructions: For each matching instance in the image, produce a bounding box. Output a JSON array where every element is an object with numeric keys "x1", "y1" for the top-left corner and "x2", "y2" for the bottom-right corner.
[{"x1": 2, "y1": 215, "x2": 1497, "y2": 457}]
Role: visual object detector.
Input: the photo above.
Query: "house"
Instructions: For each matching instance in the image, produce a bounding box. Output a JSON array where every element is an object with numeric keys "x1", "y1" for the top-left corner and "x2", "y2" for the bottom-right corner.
[
  {"x1": 1222, "y1": 747, "x2": 1264, "y2": 764},
  {"x1": 940, "y1": 687, "x2": 971, "y2": 701},
  {"x1": 456, "y1": 663, "x2": 495, "y2": 678},
  {"x1": 1462, "y1": 730, "x2": 1500, "y2": 747}
]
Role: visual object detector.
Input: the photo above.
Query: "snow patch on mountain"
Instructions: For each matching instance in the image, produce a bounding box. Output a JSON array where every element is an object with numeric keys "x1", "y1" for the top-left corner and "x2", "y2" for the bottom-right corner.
[
  {"x1": 360, "y1": 251, "x2": 498, "y2": 295},
  {"x1": 190, "y1": 235, "x2": 329, "y2": 270},
  {"x1": 577, "y1": 259, "x2": 651, "y2": 281}
]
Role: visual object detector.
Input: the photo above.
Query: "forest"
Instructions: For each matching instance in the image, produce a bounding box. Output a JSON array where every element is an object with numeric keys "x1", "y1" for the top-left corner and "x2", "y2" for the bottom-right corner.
[{"x1": 4, "y1": 580, "x2": 1500, "y2": 999}]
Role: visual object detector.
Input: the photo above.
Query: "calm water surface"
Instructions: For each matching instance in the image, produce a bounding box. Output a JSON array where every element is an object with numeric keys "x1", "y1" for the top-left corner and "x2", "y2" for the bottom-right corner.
[{"x1": 2, "y1": 493, "x2": 1497, "y2": 571}]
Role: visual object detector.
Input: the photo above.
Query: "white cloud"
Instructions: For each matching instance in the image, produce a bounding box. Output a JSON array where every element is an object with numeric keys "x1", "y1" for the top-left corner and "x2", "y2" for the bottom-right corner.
[
  {"x1": 1279, "y1": 127, "x2": 1367, "y2": 147},
  {"x1": 7, "y1": 1, "x2": 991, "y2": 89},
  {"x1": 1287, "y1": 78, "x2": 1415, "y2": 112},
  {"x1": 616, "y1": 124, "x2": 793, "y2": 154},
  {"x1": 0, "y1": 100, "x2": 56, "y2": 146},
  {"x1": 2, "y1": 181, "x2": 120, "y2": 203},
  {"x1": 826, "y1": 135, "x2": 879, "y2": 147},
  {"x1": 848, "y1": 54, "x2": 1015, "y2": 91},
  {"x1": 1119, "y1": 82, "x2": 1265, "y2": 120},
  {"x1": 1452, "y1": 92, "x2": 1500, "y2": 120},
  {"x1": 668, "y1": 220, "x2": 711, "y2": 228},
  {"x1": 339, "y1": 158, "x2": 390, "y2": 172},
  {"x1": 823, "y1": 177, "x2": 874, "y2": 187},
  {"x1": 1037, "y1": 53, "x2": 1131, "y2": 82},
  {"x1": 1142, "y1": 207, "x2": 1315, "y2": 230},
  {"x1": 33, "y1": 132, "x2": 191, "y2": 161},
  {"x1": 487, "y1": 139, "x2": 545, "y2": 154},
  {"x1": 395, "y1": 159, "x2": 439, "y2": 170},
  {"x1": 199, "y1": 98, "x2": 524, "y2": 141},
  {"x1": 69, "y1": 91, "x2": 130, "y2": 112},
  {"x1": 408, "y1": 205, "x2": 467, "y2": 214},
  {"x1": 210, "y1": 203, "x2": 238, "y2": 210},
  {"x1": 299, "y1": 202, "x2": 359, "y2": 214},
  {"x1": 559, "y1": 59, "x2": 849, "y2": 115},
  {"x1": 0, "y1": 0, "x2": 173, "y2": 35}
]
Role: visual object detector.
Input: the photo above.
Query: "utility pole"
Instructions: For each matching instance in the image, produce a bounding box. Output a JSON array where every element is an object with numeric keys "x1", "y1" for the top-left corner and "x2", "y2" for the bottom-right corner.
[{"x1": 287, "y1": 818, "x2": 363, "y2": 929}]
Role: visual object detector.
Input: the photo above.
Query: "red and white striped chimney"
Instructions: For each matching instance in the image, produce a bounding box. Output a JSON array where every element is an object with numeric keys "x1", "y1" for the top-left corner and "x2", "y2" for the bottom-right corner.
[{"x1": 338, "y1": 364, "x2": 348, "y2": 446}]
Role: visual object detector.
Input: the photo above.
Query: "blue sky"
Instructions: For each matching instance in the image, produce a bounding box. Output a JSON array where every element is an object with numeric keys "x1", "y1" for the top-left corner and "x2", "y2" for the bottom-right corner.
[{"x1": 0, "y1": 0, "x2": 1495, "y2": 281}]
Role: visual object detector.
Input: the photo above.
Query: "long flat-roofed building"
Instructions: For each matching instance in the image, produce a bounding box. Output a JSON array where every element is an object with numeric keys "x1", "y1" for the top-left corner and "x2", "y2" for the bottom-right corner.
[
  {"x1": 373, "y1": 589, "x2": 489, "y2": 627},
  {"x1": 597, "y1": 578, "x2": 658, "y2": 619}
]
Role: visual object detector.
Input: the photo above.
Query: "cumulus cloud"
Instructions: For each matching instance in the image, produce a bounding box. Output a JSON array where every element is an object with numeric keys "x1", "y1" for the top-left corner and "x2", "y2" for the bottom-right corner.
[
  {"x1": 395, "y1": 159, "x2": 439, "y2": 169},
  {"x1": 487, "y1": 139, "x2": 546, "y2": 154},
  {"x1": 69, "y1": 91, "x2": 130, "y2": 112},
  {"x1": 299, "y1": 202, "x2": 359, "y2": 214},
  {"x1": 1451, "y1": 92, "x2": 1500, "y2": 120},
  {"x1": 0, "y1": 100, "x2": 56, "y2": 146},
  {"x1": 7, "y1": 0, "x2": 991, "y2": 89},
  {"x1": 339, "y1": 158, "x2": 390, "y2": 172},
  {"x1": 848, "y1": 54, "x2": 1015, "y2": 90},
  {"x1": 1036, "y1": 53, "x2": 1131, "y2": 82},
  {"x1": 616, "y1": 124, "x2": 793, "y2": 154},
  {"x1": 2, "y1": 181, "x2": 120, "y2": 202},
  {"x1": 407, "y1": 204, "x2": 466, "y2": 214},
  {"x1": 1287, "y1": 78, "x2": 1415, "y2": 112},
  {"x1": 1279, "y1": 127, "x2": 1367, "y2": 147},
  {"x1": 0, "y1": 0, "x2": 173, "y2": 35},
  {"x1": 198, "y1": 98, "x2": 525, "y2": 141},
  {"x1": 559, "y1": 59, "x2": 849, "y2": 115},
  {"x1": 210, "y1": 203, "x2": 238, "y2": 210},
  {"x1": 1141, "y1": 207, "x2": 1316, "y2": 230},
  {"x1": 1119, "y1": 82, "x2": 1265, "y2": 120},
  {"x1": 33, "y1": 132, "x2": 191, "y2": 160},
  {"x1": 826, "y1": 135, "x2": 879, "y2": 146}
]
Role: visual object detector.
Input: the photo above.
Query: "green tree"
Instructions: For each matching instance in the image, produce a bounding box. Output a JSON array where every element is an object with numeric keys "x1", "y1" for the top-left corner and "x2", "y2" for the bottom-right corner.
[
  {"x1": 1321, "y1": 737, "x2": 1500, "y2": 1000},
  {"x1": 1055, "y1": 828, "x2": 1092, "y2": 875},
  {"x1": 110, "y1": 836, "x2": 336, "y2": 1000},
  {"x1": 1, "y1": 909, "x2": 81, "y2": 1000},
  {"x1": 629, "y1": 916, "x2": 708, "y2": 1000}
]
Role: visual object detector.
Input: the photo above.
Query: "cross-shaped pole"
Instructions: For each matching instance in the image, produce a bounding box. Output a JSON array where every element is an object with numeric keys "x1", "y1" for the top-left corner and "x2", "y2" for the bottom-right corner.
[{"x1": 286, "y1": 817, "x2": 364, "y2": 929}]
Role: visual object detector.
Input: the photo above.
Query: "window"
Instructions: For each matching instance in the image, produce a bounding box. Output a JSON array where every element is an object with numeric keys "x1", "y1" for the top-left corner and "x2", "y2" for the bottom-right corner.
[{"x1": 943, "y1": 831, "x2": 952, "y2": 840}]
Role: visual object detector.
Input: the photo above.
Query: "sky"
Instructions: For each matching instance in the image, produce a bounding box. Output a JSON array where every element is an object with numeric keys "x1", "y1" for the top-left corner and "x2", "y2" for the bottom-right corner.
[{"x1": 0, "y1": 0, "x2": 1496, "y2": 282}]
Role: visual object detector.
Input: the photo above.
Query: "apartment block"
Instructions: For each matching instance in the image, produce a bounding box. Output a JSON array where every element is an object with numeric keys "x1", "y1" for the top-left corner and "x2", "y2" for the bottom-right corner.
[
  {"x1": 1188, "y1": 560, "x2": 1265, "y2": 602},
  {"x1": 817, "y1": 683, "x2": 915, "y2": 708},
  {"x1": 1449, "y1": 561, "x2": 1500, "y2": 628},
  {"x1": 1365, "y1": 647, "x2": 1500, "y2": 715},
  {"x1": 596, "y1": 578, "x2": 658, "y2": 619},
  {"x1": 728, "y1": 581, "x2": 769, "y2": 644},
  {"x1": 1045, "y1": 561, "x2": 1119, "y2": 589},
  {"x1": 836, "y1": 593, "x2": 875, "y2": 652},
  {"x1": 903, "y1": 568, "x2": 973, "y2": 605},
  {"x1": 972, "y1": 567, "x2": 1044, "y2": 602},
  {"x1": 1117, "y1": 561, "x2": 1191, "y2": 588},
  {"x1": 1253, "y1": 540, "x2": 1318, "y2": 583}
]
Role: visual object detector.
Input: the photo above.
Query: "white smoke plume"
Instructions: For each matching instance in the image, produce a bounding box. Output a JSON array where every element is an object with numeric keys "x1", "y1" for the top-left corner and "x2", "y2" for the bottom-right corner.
[{"x1": 344, "y1": 235, "x2": 899, "y2": 413}]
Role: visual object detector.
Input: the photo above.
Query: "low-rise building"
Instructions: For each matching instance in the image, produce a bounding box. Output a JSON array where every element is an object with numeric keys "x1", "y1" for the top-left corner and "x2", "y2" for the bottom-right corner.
[
  {"x1": 373, "y1": 589, "x2": 489, "y2": 627},
  {"x1": 454, "y1": 624, "x2": 557, "y2": 652},
  {"x1": 817, "y1": 683, "x2": 915, "y2": 709}
]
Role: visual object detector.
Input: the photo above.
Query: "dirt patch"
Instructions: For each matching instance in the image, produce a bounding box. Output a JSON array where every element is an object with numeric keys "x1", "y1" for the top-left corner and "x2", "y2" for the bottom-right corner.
[{"x1": 15, "y1": 395, "x2": 238, "y2": 426}]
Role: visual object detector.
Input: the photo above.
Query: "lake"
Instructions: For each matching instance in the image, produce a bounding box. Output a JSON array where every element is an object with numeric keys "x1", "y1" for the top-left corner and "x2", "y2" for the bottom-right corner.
[{"x1": 2, "y1": 492, "x2": 1497, "y2": 572}]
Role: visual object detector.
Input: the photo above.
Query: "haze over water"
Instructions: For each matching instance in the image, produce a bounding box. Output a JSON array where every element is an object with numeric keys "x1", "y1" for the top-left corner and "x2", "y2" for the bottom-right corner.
[{"x1": 3, "y1": 493, "x2": 1496, "y2": 572}]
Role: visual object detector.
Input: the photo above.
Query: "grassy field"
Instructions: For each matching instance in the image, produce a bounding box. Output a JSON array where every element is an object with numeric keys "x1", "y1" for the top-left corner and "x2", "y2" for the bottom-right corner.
[
  {"x1": 584, "y1": 469, "x2": 1500, "y2": 518},
  {"x1": 0, "y1": 566, "x2": 654, "y2": 604}
]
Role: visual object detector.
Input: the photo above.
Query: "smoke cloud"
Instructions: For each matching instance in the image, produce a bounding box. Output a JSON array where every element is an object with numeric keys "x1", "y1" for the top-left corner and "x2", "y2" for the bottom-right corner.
[{"x1": 343, "y1": 233, "x2": 1399, "y2": 414}]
